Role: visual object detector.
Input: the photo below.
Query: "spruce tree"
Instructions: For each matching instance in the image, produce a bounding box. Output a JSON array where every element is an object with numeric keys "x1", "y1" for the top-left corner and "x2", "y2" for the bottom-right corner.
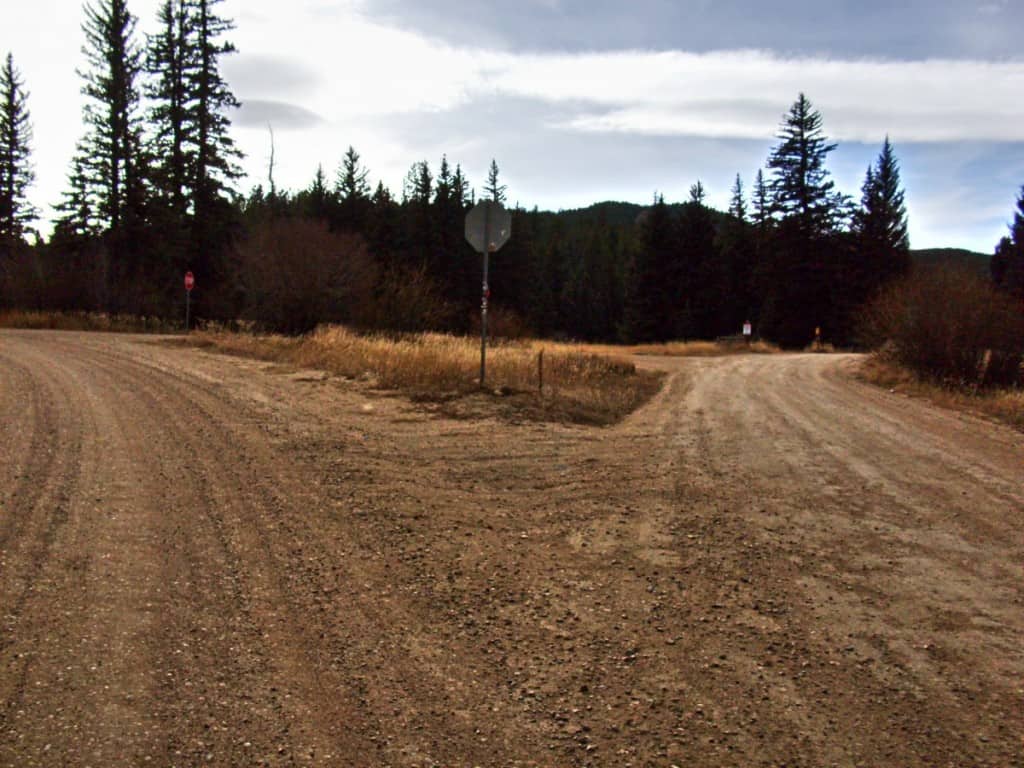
[
  {"x1": 186, "y1": 0, "x2": 241, "y2": 207},
  {"x1": 991, "y1": 187, "x2": 1024, "y2": 302},
  {"x1": 623, "y1": 194, "x2": 673, "y2": 342},
  {"x1": 401, "y1": 160, "x2": 435, "y2": 274},
  {"x1": 452, "y1": 164, "x2": 470, "y2": 209},
  {"x1": 302, "y1": 164, "x2": 333, "y2": 221},
  {"x1": 174, "y1": 0, "x2": 242, "y2": 315},
  {"x1": 145, "y1": 0, "x2": 193, "y2": 217},
  {"x1": 335, "y1": 146, "x2": 371, "y2": 232},
  {"x1": 336, "y1": 146, "x2": 370, "y2": 202},
  {"x1": 720, "y1": 174, "x2": 755, "y2": 332},
  {"x1": 688, "y1": 180, "x2": 706, "y2": 205},
  {"x1": 403, "y1": 161, "x2": 432, "y2": 204},
  {"x1": 761, "y1": 94, "x2": 852, "y2": 346},
  {"x1": 367, "y1": 180, "x2": 400, "y2": 266},
  {"x1": 434, "y1": 155, "x2": 453, "y2": 208},
  {"x1": 432, "y1": 155, "x2": 467, "y2": 300},
  {"x1": 852, "y1": 137, "x2": 910, "y2": 290},
  {"x1": 752, "y1": 169, "x2": 770, "y2": 230},
  {"x1": 485, "y1": 159, "x2": 507, "y2": 204},
  {"x1": 71, "y1": 0, "x2": 144, "y2": 233},
  {"x1": 676, "y1": 183, "x2": 718, "y2": 337},
  {"x1": 729, "y1": 174, "x2": 746, "y2": 222},
  {"x1": 0, "y1": 53, "x2": 36, "y2": 258},
  {"x1": 56, "y1": 151, "x2": 97, "y2": 236},
  {"x1": 767, "y1": 93, "x2": 848, "y2": 236}
]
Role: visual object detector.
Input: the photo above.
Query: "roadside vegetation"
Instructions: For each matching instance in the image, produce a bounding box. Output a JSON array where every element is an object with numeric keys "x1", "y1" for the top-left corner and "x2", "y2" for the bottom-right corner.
[
  {"x1": 184, "y1": 325, "x2": 665, "y2": 426},
  {"x1": 857, "y1": 264, "x2": 1024, "y2": 430},
  {"x1": 858, "y1": 355, "x2": 1024, "y2": 431},
  {"x1": 575, "y1": 339, "x2": 780, "y2": 358},
  {"x1": 0, "y1": 309, "x2": 179, "y2": 333}
]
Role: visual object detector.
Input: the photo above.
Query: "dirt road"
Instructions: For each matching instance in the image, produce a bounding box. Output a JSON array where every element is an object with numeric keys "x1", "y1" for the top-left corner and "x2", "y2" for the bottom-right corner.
[{"x1": 1, "y1": 330, "x2": 1021, "y2": 767}]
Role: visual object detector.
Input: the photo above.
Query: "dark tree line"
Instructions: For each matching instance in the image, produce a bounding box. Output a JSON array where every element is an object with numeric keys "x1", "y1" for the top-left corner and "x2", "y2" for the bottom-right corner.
[{"x1": 1, "y1": 3, "x2": 1017, "y2": 348}]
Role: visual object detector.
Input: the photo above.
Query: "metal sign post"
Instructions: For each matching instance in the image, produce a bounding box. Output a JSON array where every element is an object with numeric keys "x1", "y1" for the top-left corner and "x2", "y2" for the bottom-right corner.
[
  {"x1": 481, "y1": 204, "x2": 491, "y2": 386},
  {"x1": 465, "y1": 200, "x2": 511, "y2": 387},
  {"x1": 184, "y1": 271, "x2": 195, "y2": 333}
]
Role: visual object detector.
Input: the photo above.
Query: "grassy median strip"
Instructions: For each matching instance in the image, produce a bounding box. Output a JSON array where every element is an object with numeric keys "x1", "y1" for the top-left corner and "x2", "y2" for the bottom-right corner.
[
  {"x1": 185, "y1": 325, "x2": 665, "y2": 426},
  {"x1": 859, "y1": 355, "x2": 1024, "y2": 431}
]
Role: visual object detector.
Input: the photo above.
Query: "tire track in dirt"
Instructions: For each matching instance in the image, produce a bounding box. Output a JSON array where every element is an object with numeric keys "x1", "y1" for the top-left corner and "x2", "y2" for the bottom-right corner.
[
  {"x1": 118, "y1": 347, "x2": 550, "y2": 765},
  {"x1": 41, "y1": 332, "x2": 547, "y2": 765},
  {"x1": 0, "y1": 335, "x2": 184, "y2": 766},
  {"x1": 4, "y1": 333, "x2": 376, "y2": 766},
  {"x1": 0, "y1": 342, "x2": 88, "y2": 742},
  {"x1": 0, "y1": 355, "x2": 54, "y2": 550}
]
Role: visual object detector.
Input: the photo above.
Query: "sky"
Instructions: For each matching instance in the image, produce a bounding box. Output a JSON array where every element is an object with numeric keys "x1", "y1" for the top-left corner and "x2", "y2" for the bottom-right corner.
[{"x1": 3, "y1": 0, "x2": 1024, "y2": 252}]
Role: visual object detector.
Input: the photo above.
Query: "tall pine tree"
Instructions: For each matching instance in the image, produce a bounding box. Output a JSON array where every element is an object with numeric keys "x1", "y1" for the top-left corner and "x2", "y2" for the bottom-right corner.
[
  {"x1": 0, "y1": 53, "x2": 36, "y2": 259},
  {"x1": 767, "y1": 93, "x2": 848, "y2": 236},
  {"x1": 187, "y1": 0, "x2": 241, "y2": 203},
  {"x1": 852, "y1": 137, "x2": 910, "y2": 292},
  {"x1": 146, "y1": 0, "x2": 193, "y2": 218},
  {"x1": 761, "y1": 94, "x2": 850, "y2": 345},
  {"x1": 70, "y1": 0, "x2": 144, "y2": 234},
  {"x1": 181, "y1": 0, "x2": 242, "y2": 315}
]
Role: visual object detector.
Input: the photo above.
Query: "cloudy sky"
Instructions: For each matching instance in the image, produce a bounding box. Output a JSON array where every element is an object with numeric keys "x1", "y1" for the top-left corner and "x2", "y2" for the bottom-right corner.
[{"x1": 4, "y1": 0, "x2": 1024, "y2": 251}]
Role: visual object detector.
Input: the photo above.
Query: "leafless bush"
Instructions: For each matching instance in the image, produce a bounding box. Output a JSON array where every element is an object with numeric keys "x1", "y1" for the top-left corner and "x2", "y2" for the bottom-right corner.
[
  {"x1": 235, "y1": 217, "x2": 377, "y2": 334},
  {"x1": 363, "y1": 264, "x2": 453, "y2": 334},
  {"x1": 858, "y1": 265, "x2": 1024, "y2": 387}
]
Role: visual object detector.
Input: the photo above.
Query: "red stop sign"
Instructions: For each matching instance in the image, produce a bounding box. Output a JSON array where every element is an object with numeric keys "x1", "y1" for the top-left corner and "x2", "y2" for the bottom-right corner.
[{"x1": 184, "y1": 271, "x2": 195, "y2": 292}]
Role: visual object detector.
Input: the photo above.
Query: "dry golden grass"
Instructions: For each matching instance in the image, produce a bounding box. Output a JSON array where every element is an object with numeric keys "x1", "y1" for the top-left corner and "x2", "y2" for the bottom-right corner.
[
  {"x1": 859, "y1": 354, "x2": 1024, "y2": 432},
  {"x1": 0, "y1": 309, "x2": 179, "y2": 334},
  {"x1": 186, "y1": 325, "x2": 664, "y2": 425},
  {"x1": 569, "y1": 338, "x2": 780, "y2": 358}
]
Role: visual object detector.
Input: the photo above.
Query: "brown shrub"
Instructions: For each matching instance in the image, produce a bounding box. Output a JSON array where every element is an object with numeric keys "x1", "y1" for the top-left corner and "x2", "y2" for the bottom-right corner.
[
  {"x1": 362, "y1": 265, "x2": 453, "y2": 334},
  {"x1": 858, "y1": 265, "x2": 1024, "y2": 387},
  {"x1": 468, "y1": 305, "x2": 531, "y2": 340},
  {"x1": 235, "y1": 218, "x2": 377, "y2": 334}
]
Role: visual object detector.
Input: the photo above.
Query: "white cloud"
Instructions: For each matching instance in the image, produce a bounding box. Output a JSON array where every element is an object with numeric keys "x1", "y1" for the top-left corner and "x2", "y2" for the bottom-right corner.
[
  {"x1": 3, "y1": 0, "x2": 1022, "y2": 249},
  {"x1": 476, "y1": 50, "x2": 1024, "y2": 143},
  {"x1": 231, "y1": 7, "x2": 1024, "y2": 144}
]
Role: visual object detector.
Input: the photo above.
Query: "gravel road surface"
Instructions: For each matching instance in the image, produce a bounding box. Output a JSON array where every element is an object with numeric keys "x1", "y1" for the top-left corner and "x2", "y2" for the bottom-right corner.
[{"x1": 1, "y1": 331, "x2": 1021, "y2": 767}]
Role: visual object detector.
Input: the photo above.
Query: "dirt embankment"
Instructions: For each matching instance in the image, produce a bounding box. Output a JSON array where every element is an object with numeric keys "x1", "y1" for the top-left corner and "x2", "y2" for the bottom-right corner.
[{"x1": 1, "y1": 331, "x2": 1021, "y2": 767}]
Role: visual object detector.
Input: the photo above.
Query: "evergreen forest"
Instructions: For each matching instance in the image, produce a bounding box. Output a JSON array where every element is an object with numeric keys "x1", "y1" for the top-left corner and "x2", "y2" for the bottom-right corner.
[{"x1": 1, "y1": 1, "x2": 1022, "y2": 348}]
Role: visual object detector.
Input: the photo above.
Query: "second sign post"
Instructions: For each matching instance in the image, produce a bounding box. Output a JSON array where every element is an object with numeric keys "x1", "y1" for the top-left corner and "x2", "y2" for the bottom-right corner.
[{"x1": 464, "y1": 200, "x2": 511, "y2": 387}]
